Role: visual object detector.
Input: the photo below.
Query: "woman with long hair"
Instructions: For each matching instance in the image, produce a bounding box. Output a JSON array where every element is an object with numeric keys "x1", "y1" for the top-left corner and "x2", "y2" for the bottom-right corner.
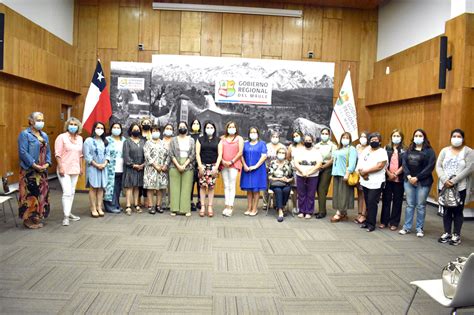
[
  {"x1": 190, "y1": 119, "x2": 202, "y2": 211},
  {"x1": 354, "y1": 131, "x2": 369, "y2": 224},
  {"x1": 287, "y1": 130, "x2": 304, "y2": 214},
  {"x1": 399, "y1": 129, "x2": 436, "y2": 238},
  {"x1": 83, "y1": 121, "x2": 109, "y2": 218}
]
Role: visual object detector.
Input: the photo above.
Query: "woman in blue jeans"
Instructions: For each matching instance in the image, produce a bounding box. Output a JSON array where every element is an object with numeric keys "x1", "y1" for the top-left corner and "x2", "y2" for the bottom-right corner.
[
  {"x1": 399, "y1": 129, "x2": 436, "y2": 238},
  {"x1": 268, "y1": 147, "x2": 293, "y2": 222}
]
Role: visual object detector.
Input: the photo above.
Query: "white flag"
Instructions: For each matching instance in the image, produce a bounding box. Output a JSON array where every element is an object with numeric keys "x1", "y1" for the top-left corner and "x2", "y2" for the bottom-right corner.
[{"x1": 329, "y1": 70, "x2": 358, "y2": 144}]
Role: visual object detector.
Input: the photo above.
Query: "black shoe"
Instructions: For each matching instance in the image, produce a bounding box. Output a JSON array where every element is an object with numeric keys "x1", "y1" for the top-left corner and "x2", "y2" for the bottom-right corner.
[
  {"x1": 148, "y1": 207, "x2": 156, "y2": 215},
  {"x1": 196, "y1": 201, "x2": 201, "y2": 210},
  {"x1": 191, "y1": 203, "x2": 196, "y2": 212},
  {"x1": 360, "y1": 223, "x2": 368, "y2": 229},
  {"x1": 315, "y1": 213, "x2": 326, "y2": 219},
  {"x1": 277, "y1": 216, "x2": 284, "y2": 222},
  {"x1": 366, "y1": 226, "x2": 375, "y2": 232},
  {"x1": 156, "y1": 206, "x2": 164, "y2": 213}
]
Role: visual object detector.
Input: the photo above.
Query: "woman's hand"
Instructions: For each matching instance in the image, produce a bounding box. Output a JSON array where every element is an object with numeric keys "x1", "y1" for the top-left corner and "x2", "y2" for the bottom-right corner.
[
  {"x1": 198, "y1": 165, "x2": 205, "y2": 176},
  {"x1": 445, "y1": 179, "x2": 454, "y2": 188},
  {"x1": 58, "y1": 166, "x2": 65, "y2": 177},
  {"x1": 243, "y1": 165, "x2": 250, "y2": 172},
  {"x1": 408, "y1": 176, "x2": 418, "y2": 185},
  {"x1": 222, "y1": 160, "x2": 231, "y2": 168}
]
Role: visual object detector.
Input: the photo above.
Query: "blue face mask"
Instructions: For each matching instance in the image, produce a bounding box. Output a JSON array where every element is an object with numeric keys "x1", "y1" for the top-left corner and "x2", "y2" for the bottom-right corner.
[
  {"x1": 34, "y1": 121, "x2": 45, "y2": 130},
  {"x1": 111, "y1": 128, "x2": 121, "y2": 136},
  {"x1": 414, "y1": 137, "x2": 424, "y2": 145},
  {"x1": 68, "y1": 125, "x2": 78, "y2": 134}
]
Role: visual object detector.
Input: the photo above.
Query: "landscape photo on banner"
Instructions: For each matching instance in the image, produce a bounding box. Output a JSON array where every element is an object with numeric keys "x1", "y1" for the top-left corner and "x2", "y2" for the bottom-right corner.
[{"x1": 110, "y1": 55, "x2": 334, "y2": 142}]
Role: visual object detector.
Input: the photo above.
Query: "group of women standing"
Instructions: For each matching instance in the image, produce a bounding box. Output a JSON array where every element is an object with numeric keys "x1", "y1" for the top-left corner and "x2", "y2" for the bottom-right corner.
[{"x1": 17, "y1": 112, "x2": 473, "y2": 245}]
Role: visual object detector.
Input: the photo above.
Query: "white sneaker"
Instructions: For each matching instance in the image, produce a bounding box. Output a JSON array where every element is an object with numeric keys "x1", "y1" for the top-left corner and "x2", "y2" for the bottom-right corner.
[
  {"x1": 398, "y1": 229, "x2": 410, "y2": 235},
  {"x1": 69, "y1": 214, "x2": 80, "y2": 221},
  {"x1": 222, "y1": 208, "x2": 233, "y2": 217},
  {"x1": 62, "y1": 217, "x2": 70, "y2": 226},
  {"x1": 416, "y1": 230, "x2": 424, "y2": 238}
]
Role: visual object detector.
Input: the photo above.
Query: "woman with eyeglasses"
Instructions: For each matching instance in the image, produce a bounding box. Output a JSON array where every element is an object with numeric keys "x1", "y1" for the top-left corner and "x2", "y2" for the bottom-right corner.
[
  {"x1": 268, "y1": 147, "x2": 293, "y2": 222},
  {"x1": 399, "y1": 129, "x2": 436, "y2": 238}
]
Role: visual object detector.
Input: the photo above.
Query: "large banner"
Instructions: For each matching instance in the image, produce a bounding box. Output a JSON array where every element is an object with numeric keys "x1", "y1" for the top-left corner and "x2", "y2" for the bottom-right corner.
[{"x1": 110, "y1": 55, "x2": 334, "y2": 142}]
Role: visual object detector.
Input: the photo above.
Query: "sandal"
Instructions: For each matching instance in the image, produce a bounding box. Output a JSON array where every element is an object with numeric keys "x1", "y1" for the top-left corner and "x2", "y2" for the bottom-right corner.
[
  {"x1": 354, "y1": 215, "x2": 366, "y2": 224},
  {"x1": 331, "y1": 213, "x2": 347, "y2": 223},
  {"x1": 135, "y1": 205, "x2": 142, "y2": 213},
  {"x1": 199, "y1": 206, "x2": 206, "y2": 217},
  {"x1": 125, "y1": 207, "x2": 132, "y2": 216},
  {"x1": 390, "y1": 225, "x2": 398, "y2": 231},
  {"x1": 379, "y1": 224, "x2": 386, "y2": 229},
  {"x1": 91, "y1": 209, "x2": 99, "y2": 218},
  {"x1": 208, "y1": 205, "x2": 214, "y2": 217}
]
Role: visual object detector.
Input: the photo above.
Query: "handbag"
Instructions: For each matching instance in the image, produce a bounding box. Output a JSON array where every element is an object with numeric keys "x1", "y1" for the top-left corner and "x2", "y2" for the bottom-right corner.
[
  {"x1": 442, "y1": 256, "x2": 467, "y2": 299},
  {"x1": 345, "y1": 149, "x2": 359, "y2": 186},
  {"x1": 438, "y1": 185, "x2": 461, "y2": 208}
]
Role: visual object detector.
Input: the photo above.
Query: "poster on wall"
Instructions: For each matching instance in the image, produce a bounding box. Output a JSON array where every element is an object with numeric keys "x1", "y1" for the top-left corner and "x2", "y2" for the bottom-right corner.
[{"x1": 111, "y1": 55, "x2": 334, "y2": 142}]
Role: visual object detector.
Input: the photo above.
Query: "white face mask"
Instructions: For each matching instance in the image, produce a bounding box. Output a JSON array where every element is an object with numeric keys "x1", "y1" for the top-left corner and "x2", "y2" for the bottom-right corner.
[
  {"x1": 451, "y1": 137, "x2": 463, "y2": 147},
  {"x1": 164, "y1": 129, "x2": 173, "y2": 137},
  {"x1": 321, "y1": 134, "x2": 329, "y2": 142},
  {"x1": 205, "y1": 128, "x2": 215, "y2": 136},
  {"x1": 249, "y1": 133, "x2": 258, "y2": 141},
  {"x1": 228, "y1": 127, "x2": 236, "y2": 135},
  {"x1": 341, "y1": 138, "x2": 350, "y2": 146},
  {"x1": 277, "y1": 153, "x2": 286, "y2": 161},
  {"x1": 392, "y1": 136, "x2": 401, "y2": 144},
  {"x1": 414, "y1": 137, "x2": 424, "y2": 145},
  {"x1": 359, "y1": 137, "x2": 367, "y2": 146},
  {"x1": 271, "y1": 137, "x2": 279, "y2": 145},
  {"x1": 152, "y1": 131, "x2": 160, "y2": 140},
  {"x1": 95, "y1": 128, "x2": 104, "y2": 136}
]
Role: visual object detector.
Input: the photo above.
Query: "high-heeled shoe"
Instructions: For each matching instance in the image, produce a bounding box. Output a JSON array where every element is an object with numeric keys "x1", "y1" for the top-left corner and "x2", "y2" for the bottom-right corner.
[
  {"x1": 91, "y1": 209, "x2": 99, "y2": 218},
  {"x1": 208, "y1": 205, "x2": 214, "y2": 217},
  {"x1": 199, "y1": 206, "x2": 206, "y2": 217},
  {"x1": 97, "y1": 208, "x2": 105, "y2": 217}
]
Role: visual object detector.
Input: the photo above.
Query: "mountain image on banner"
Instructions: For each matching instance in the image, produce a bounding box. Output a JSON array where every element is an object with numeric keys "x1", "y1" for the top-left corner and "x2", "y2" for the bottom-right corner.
[{"x1": 151, "y1": 62, "x2": 334, "y2": 91}]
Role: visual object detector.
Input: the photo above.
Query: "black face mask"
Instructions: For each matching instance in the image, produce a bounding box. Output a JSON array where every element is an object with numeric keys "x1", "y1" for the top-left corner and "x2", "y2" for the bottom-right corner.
[
  {"x1": 370, "y1": 141, "x2": 380, "y2": 148},
  {"x1": 142, "y1": 125, "x2": 151, "y2": 131},
  {"x1": 304, "y1": 142, "x2": 312, "y2": 148},
  {"x1": 178, "y1": 127, "x2": 188, "y2": 135},
  {"x1": 131, "y1": 130, "x2": 141, "y2": 137}
]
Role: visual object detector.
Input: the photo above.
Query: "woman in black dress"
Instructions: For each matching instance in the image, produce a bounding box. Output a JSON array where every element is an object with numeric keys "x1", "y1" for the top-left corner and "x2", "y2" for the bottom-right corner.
[{"x1": 123, "y1": 122, "x2": 146, "y2": 215}]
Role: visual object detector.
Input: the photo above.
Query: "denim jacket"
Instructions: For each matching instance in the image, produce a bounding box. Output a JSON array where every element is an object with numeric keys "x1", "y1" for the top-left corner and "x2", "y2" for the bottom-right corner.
[{"x1": 18, "y1": 127, "x2": 52, "y2": 170}]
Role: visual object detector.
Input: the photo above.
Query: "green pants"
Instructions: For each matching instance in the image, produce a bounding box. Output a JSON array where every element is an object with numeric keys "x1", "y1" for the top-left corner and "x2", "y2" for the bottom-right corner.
[
  {"x1": 317, "y1": 166, "x2": 333, "y2": 215},
  {"x1": 169, "y1": 160, "x2": 194, "y2": 214}
]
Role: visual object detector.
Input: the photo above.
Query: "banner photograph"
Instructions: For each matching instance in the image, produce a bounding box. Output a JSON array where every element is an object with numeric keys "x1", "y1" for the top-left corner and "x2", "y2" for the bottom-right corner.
[{"x1": 110, "y1": 55, "x2": 334, "y2": 142}]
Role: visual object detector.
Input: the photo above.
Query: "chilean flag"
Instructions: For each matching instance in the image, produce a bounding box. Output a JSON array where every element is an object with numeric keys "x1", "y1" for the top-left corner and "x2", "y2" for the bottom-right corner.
[{"x1": 82, "y1": 60, "x2": 112, "y2": 134}]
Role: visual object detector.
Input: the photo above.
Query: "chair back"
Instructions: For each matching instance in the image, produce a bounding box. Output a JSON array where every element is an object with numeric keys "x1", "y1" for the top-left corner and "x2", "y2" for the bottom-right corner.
[{"x1": 451, "y1": 253, "x2": 474, "y2": 307}]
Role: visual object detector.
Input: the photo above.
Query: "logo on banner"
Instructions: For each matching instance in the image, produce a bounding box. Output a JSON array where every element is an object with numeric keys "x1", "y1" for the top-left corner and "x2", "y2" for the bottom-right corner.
[
  {"x1": 118, "y1": 77, "x2": 145, "y2": 90},
  {"x1": 215, "y1": 78, "x2": 272, "y2": 105}
]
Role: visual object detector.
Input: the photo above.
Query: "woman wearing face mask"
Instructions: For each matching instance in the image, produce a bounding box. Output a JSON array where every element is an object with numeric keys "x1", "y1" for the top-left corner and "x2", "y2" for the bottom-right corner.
[
  {"x1": 287, "y1": 131, "x2": 304, "y2": 214},
  {"x1": 268, "y1": 147, "x2": 294, "y2": 222},
  {"x1": 196, "y1": 121, "x2": 221, "y2": 217},
  {"x1": 380, "y1": 129, "x2": 406, "y2": 230},
  {"x1": 160, "y1": 123, "x2": 174, "y2": 211},
  {"x1": 169, "y1": 121, "x2": 196, "y2": 216},
  {"x1": 331, "y1": 132, "x2": 357, "y2": 222},
  {"x1": 241, "y1": 127, "x2": 268, "y2": 216},
  {"x1": 357, "y1": 133, "x2": 388, "y2": 232},
  {"x1": 314, "y1": 127, "x2": 337, "y2": 219},
  {"x1": 436, "y1": 129, "x2": 473, "y2": 246},
  {"x1": 219, "y1": 121, "x2": 244, "y2": 217},
  {"x1": 139, "y1": 118, "x2": 152, "y2": 208},
  {"x1": 354, "y1": 131, "x2": 369, "y2": 224},
  {"x1": 190, "y1": 119, "x2": 202, "y2": 212},
  {"x1": 293, "y1": 134, "x2": 323, "y2": 219},
  {"x1": 399, "y1": 129, "x2": 436, "y2": 237},
  {"x1": 122, "y1": 123, "x2": 146, "y2": 215},
  {"x1": 144, "y1": 125, "x2": 170, "y2": 214},
  {"x1": 55, "y1": 117, "x2": 83, "y2": 226},
  {"x1": 83, "y1": 122, "x2": 109, "y2": 218},
  {"x1": 263, "y1": 131, "x2": 285, "y2": 210},
  {"x1": 103, "y1": 123, "x2": 126, "y2": 214},
  {"x1": 18, "y1": 112, "x2": 51, "y2": 229}
]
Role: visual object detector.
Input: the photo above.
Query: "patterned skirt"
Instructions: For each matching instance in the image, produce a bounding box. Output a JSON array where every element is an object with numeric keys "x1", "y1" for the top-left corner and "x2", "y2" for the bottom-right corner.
[
  {"x1": 18, "y1": 168, "x2": 50, "y2": 220},
  {"x1": 198, "y1": 164, "x2": 217, "y2": 189}
]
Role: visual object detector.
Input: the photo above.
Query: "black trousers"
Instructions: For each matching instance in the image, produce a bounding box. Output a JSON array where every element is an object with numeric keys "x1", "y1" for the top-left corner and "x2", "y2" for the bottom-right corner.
[
  {"x1": 442, "y1": 189, "x2": 466, "y2": 235},
  {"x1": 363, "y1": 186, "x2": 383, "y2": 229},
  {"x1": 191, "y1": 168, "x2": 200, "y2": 204},
  {"x1": 380, "y1": 181, "x2": 404, "y2": 227}
]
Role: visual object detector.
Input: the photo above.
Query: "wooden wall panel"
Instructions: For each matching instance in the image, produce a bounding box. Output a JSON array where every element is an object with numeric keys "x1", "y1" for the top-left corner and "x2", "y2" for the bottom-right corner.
[
  {"x1": 358, "y1": 21, "x2": 377, "y2": 99},
  {"x1": 282, "y1": 15, "x2": 303, "y2": 60},
  {"x1": 118, "y1": 7, "x2": 140, "y2": 61},
  {"x1": 97, "y1": 0, "x2": 119, "y2": 49},
  {"x1": 340, "y1": 9, "x2": 362, "y2": 62},
  {"x1": 321, "y1": 18, "x2": 341, "y2": 61},
  {"x1": 77, "y1": 5, "x2": 98, "y2": 87},
  {"x1": 159, "y1": 11, "x2": 181, "y2": 54},
  {"x1": 262, "y1": 16, "x2": 283, "y2": 57},
  {"x1": 302, "y1": 7, "x2": 323, "y2": 60},
  {"x1": 221, "y1": 13, "x2": 242, "y2": 55},
  {"x1": 139, "y1": 0, "x2": 160, "y2": 51},
  {"x1": 180, "y1": 12, "x2": 202, "y2": 53},
  {"x1": 241, "y1": 15, "x2": 263, "y2": 58},
  {"x1": 201, "y1": 13, "x2": 222, "y2": 56}
]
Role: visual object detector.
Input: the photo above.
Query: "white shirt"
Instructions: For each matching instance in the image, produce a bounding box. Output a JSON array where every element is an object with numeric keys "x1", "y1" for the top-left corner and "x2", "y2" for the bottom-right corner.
[
  {"x1": 294, "y1": 147, "x2": 323, "y2": 177},
  {"x1": 114, "y1": 140, "x2": 124, "y2": 173},
  {"x1": 358, "y1": 147, "x2": 388, "y2": 189},
  {"x1": 178, "y1": 137, "x2": 190, "y2": 158}
]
